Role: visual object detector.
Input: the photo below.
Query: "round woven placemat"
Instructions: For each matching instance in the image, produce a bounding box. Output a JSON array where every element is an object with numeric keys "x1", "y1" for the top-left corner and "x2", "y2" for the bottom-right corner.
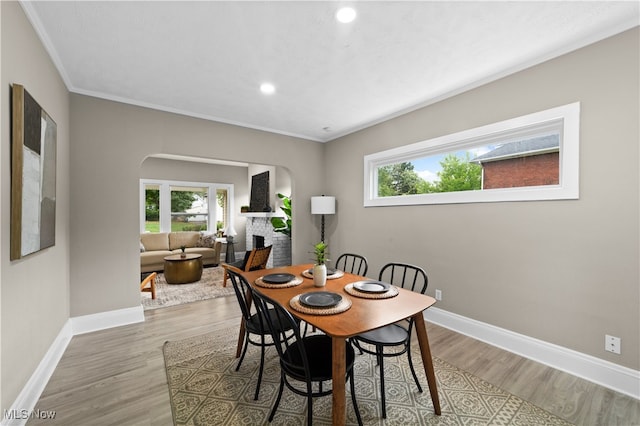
[
  {"x1": 301, "y1": 269, "x2": 345, "y2": 280},
  {"x1": 290, "y1": 293, "x2": 352, "y2": 315},
  {"x1": 255, "y1": 276, "x2": 303, "y2": 289},
  {"x1": 344, "y1": 283, "x2": 399, "y2": 299}
]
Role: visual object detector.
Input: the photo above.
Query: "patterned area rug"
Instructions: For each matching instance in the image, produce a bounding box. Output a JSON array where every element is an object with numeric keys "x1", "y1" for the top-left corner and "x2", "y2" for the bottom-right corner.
[
  {"x1": 141, "y1": 267, "x2": 234, "y2": 310},
  {"x1": 163, "y1": 328, "x2": 574, "y2": 425}
]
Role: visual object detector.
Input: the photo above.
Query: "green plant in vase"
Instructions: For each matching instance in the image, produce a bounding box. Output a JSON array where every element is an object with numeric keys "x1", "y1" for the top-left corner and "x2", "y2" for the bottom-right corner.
[
  {"x1": 312, "y1": 241, "x2": 328, "y2": 287},
  {"x1": 313, "y1": 241, "x2": 328, "y2": 264}
]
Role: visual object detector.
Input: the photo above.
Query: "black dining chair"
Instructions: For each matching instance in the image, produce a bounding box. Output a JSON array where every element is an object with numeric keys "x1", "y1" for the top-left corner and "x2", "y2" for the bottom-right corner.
[
  {"x1": 252, "y1": 289, "x2": 363, "y2": 426},
  {"x1": 352, "y1": 262, "x2": 428, "y2": 419},
  {"x1": 334, "y1": 252, "x2": 369, "y2": 276},
  {"x1": 226, "y1": 267, "x2": 297, "y2": 401}
]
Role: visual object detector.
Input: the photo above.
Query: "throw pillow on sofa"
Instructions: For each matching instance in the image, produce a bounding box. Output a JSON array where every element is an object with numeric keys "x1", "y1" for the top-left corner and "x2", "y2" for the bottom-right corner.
[
  {"x1": 197, "y1": 232, "x2": 216, "y2": 248},
  {"x1": 169, "y1": 232, "x2": 200, "y2": 250},
  {"x1": 140, "y1": 232, "x2": 170, "y2": 251}
]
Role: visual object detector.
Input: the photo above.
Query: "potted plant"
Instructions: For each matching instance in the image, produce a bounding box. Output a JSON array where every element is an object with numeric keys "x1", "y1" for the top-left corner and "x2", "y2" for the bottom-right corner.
[
  {"x1": 271, "y1": 193, "x2": 291, "y2": 237},
  {"x1": 180, "y1": 245, "x2": 186, "y2": 258},
  {"x1": 240, "y1": 205, "x2": 249, "y2": 213},
  {"x1": 312, "y1": 241, "x2": 328, "y2": 287}
]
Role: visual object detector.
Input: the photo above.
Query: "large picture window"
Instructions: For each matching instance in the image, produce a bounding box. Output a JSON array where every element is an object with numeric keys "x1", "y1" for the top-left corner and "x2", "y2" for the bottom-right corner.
[
  {"x1": 140, "y1": 179, "x2": 233, "y2": 234},
  {"x1": 364, "y1": 103, "x2": 579, "y2": 206}
]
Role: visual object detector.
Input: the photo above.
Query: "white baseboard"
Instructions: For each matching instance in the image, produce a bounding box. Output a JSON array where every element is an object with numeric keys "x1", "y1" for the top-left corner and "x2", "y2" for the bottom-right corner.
[
  {"x1": 70, "y1": 305, "x2": 145, "y2": 335},
  {"x1": 2, "y1": 306, "x2": 145, "y2": 426},
  {"x1": 1, "y1": 321, "x2": 72, "y2": 426},
  {"x1": 424, "y1": 307, "x2": 640, "y2": 399}
]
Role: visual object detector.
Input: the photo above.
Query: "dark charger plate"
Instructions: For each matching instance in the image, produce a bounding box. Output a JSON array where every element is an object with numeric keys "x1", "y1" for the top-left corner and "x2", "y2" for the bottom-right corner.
[
  {"x1": 262, "y1": 273, "x2": 295, "y2": 284},
  {"x1": 306, "y1": 268, "x2": 338, "y2": 275},
  {"x1": 299, "y1": 291, "x2": 342, "y2": 308},
  {"x1": 353, "y1": 280, "x2": 391, "y2": 293}
]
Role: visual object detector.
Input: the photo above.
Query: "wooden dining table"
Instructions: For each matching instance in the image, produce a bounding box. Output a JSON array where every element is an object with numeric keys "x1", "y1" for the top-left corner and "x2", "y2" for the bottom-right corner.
[{"x1": 239, "y1": 263, "x2": 441, "y2": 425}]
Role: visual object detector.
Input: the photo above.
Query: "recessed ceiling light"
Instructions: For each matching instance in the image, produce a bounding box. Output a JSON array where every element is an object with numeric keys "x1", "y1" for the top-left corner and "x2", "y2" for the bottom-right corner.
[
  {"x1": 260, "y1": 82, "x2": 275, "y2": 95},
  {"x1": 336, "y1": 7, "x2": 356, "y2": 23}
]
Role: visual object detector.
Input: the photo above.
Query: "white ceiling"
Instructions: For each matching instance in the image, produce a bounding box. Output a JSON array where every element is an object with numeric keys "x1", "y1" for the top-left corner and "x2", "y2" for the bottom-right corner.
[{"x1": 21, "y1": 1, "x2": 639, "y2": 142}]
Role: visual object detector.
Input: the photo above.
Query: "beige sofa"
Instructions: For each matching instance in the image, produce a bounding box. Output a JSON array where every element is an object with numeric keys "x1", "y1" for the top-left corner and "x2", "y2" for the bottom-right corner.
[{"x1": 140, "y1": 232, "x2": 222, "y2": 273}]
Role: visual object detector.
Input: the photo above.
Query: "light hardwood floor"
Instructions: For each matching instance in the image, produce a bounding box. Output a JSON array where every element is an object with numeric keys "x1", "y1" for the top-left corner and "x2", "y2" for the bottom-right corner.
[{"x1": 27, "y1": 296, "x2": 639, "y2": 425}]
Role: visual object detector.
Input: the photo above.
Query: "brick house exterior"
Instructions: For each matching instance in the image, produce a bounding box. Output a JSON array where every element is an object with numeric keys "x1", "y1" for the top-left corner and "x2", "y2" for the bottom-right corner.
[
  {"x1": 481, "y1": 152, "x2": 559, "y2": 189},
  {"x1": 471, "y1": 135, "x2": 559, "y2": 189}
]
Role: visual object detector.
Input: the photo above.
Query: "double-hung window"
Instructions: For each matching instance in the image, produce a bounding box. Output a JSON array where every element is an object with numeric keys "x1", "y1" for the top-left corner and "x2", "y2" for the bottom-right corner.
[{"x1": 140, "y1": 179, "x2": 233, "y2": 233}]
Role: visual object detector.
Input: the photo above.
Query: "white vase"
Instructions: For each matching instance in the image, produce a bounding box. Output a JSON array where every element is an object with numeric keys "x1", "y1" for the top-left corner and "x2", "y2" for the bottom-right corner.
[{"x1": 313, "y1": 264, "x2": 327, "y2": 287}]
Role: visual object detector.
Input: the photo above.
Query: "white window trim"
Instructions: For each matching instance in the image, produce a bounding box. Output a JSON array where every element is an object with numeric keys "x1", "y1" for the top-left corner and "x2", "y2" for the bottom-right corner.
[
  {"x1": 364, "y1": 102, "x2": 580, "y2": 206},
  {"x1": 140, "y1": 179, "x2": 234, "y2": 233}
]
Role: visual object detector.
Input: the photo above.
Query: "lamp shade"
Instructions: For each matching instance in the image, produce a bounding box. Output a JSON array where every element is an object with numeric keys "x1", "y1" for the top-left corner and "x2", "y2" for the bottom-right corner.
[
  {"x1": 224, "y1": 225, "x2": 237, "y2": 237},
  {"x1": 311, "y1": 196, "x2": 336, "y2": 215}
]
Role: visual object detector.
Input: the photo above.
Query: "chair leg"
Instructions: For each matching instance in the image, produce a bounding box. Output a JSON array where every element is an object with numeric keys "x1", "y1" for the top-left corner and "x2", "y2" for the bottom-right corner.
[
  {"x1": 406, "y1": 345, "x2": 423, "y2": 393},
  {"x1": 307, "y1": 384, "x2": 314, "y2": 426},
  {"x1": 149, "y1": 275, "x2": 156, "y2": 299},
  {"x1": 352, "y1": 338, "x2": 364, "y2": 355},
  {"x1": 223, "y1": 268, "x2": 228, "y2": 287},
  {"x1": 349, "y1": 370, "x2": 363, "y2": 426},
  {"x1": 269, "y1": 374, "x2": 286, "y2": 422},
  {"x1": 236, "y1": 331, "x2": 249, "y2": 371},
  {"x1": 254, "y1": 338, "x2": 266, "y2": 400}
]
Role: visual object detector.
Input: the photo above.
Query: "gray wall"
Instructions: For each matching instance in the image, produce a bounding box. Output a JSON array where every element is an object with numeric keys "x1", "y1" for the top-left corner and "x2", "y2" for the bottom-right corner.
[
  {"x1": 324, "y1": 28, "x2": 639, "y2": 369},
  {"x1": 1, "y1": 0, "x2": 637, "y2": 413},
  {"x1": 69, "y1": 95, "x2": 324, "y2": 317},
  {"x1": 1, "y1": 2, "x2": 71, "y2": 411}
]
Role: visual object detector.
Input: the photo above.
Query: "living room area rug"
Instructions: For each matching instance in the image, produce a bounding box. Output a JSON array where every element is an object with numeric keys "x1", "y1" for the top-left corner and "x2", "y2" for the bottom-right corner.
[
  {"x1": 163, "y1": 327, "x2": 574, "y2": 425},
  {"x1": 141, "y1": 266, "x2": 235, "y2": 310}
]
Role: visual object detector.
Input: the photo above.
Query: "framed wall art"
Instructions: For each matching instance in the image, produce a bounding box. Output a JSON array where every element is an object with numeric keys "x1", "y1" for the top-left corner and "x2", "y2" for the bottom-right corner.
[
  {"x1": 11, "y1": 84, "x2": 57, "y2": 260},
  {"x1": 249, "y1": 171, "x2": 270, "y2": 212}
]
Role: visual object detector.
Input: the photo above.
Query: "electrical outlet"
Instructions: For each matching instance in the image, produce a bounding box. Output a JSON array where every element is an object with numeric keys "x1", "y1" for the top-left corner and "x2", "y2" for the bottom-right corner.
[
  {"x1": 605, "y1": 335, "x2": 621, "y2": 354},
  {"x1": 435, "y1": 289, "x2": 442, "y2": 301}
]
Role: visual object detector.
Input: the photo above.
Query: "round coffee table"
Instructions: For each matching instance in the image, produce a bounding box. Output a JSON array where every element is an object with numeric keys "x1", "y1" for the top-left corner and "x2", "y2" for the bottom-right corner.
[{"x1": 163, "y1": 253, "x2": 203, "y2": 284}]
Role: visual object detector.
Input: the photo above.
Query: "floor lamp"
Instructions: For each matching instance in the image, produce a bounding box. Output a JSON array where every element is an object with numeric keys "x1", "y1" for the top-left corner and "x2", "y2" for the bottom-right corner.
[{"x1": 311, "y1": 195, "x2": 335, "y2": 242}]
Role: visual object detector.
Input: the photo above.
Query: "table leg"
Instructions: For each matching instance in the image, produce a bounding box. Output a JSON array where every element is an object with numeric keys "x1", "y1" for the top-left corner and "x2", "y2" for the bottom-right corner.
[
  {"x1": 413, "y1": 312, "x2": 441, "y2": 415},
  {"x1": 332, "y1": 337, "x2": 347, "y2": 425}
]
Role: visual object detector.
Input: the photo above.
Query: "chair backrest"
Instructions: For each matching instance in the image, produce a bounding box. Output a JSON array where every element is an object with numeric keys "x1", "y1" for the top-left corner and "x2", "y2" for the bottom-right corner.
[
  {"x1": 226, "y1": 266, "x2": 258, "y2": 323},
  {"x1": 140, "y1": 272, "x2": 156, "y2": 290},
  {"x1": 378, "y1": 262, "x2": 428, "y2": 294},
  {"x1": 251, "y1": 289, "x2": 309, "y2": 378},
  {"x1": 245, "y1": 245, "x2": 272, "y2": 271},
  {"x1": 335, "y1": 253, "x2": 369, "y2": 276}
]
